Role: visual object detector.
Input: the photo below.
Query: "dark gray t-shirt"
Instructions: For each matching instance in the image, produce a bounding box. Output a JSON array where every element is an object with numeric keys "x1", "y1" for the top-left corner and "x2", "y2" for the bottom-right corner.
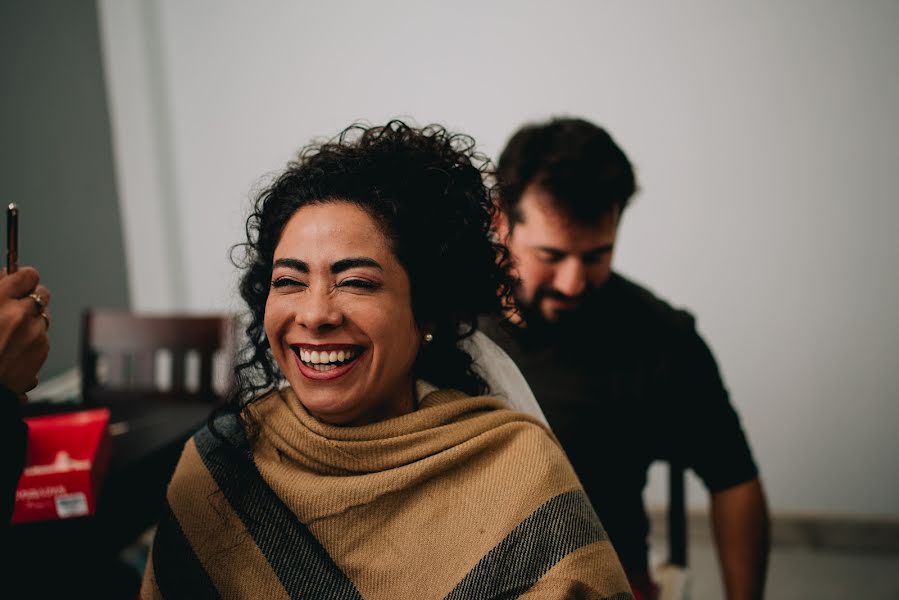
[{"x1": 480, "y1": 273, "x2": 758, "y2": 573}]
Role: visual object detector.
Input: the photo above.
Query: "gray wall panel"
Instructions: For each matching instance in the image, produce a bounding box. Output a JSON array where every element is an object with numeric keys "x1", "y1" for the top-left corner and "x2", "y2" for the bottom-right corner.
[{"x1": 1, "y1": 0, "x2": 130, "y2": 380}]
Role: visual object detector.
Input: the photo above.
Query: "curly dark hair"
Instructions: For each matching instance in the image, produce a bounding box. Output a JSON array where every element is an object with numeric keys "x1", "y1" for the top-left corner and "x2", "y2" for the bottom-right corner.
[
  {"x1": 216, "y1": 120, "x2": 513, "y2": 432},
  {"x1": 497, "y1": 117, "x2": 637, "y2": 227}
]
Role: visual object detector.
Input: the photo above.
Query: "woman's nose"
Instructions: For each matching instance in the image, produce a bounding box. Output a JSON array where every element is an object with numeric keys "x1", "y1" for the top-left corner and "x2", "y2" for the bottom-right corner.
[{"x1": 295, "y1": 290, "x2": 343, "y2": 331}]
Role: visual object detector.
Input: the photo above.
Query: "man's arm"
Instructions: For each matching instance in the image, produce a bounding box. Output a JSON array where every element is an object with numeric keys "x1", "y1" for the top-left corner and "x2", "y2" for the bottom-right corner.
[{"x1": 710, "y1": 477, "x2": 770, "y2": 600}]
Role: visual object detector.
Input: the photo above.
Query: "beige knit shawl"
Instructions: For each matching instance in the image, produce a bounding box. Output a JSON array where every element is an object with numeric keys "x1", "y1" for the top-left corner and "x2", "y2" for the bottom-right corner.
[{"x1": 141, "y1": 386, "x2": 632, "y2": 599}]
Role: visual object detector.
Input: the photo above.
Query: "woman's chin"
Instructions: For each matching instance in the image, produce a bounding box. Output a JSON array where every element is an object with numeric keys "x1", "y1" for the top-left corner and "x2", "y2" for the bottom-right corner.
[
  {"x1": 299, "y1": 394, "x2": 411, "y2": 427},
  {"x1": 292, "y1": 391, "x2": 359, "y2": 424}
]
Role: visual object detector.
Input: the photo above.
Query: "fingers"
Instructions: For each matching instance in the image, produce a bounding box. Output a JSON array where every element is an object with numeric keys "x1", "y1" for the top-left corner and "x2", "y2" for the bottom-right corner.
[
  {"x1": 0, "y1": 266, "x2": 51, "y2": 393},
  {"x1": 10, "y1": 281, "x2": 51, "y2": 327},
  {"x1": 28, "y1": 285, "x2": 51, "y2": 329},
  {"x1": 34, "y1": 284, "x2": 51, "y2": 309},
  {"x1": 0, "y1": 313, "x2": 50, "y2": 393},
  {"x1": 22, "y1": 300, "x2": 51, "y2": 346},
  {"x1": 0, "y1": 267, "x2": 41, "y2": 300},
  {"x1": 0, "y1": 315, "x2": 50, "y2": 394},
  {"x1": 34, "y1": 287, "x2": 50, "y2": 330},
  {"x1": 0, "y1": 284, "x2": 52, "y2": 339}
]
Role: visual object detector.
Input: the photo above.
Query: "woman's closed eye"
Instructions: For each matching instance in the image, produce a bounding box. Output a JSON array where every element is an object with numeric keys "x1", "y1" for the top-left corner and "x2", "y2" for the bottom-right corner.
[
  {"x1": 271, "y1": 277, "x2": 307, "y2": 289},
  {"x1": 338, "y1": 278, "x2": 381, "y2": 291}
]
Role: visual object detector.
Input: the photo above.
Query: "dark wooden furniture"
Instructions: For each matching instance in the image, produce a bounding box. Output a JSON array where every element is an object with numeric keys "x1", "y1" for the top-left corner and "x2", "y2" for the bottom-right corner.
[{"x1": 80, "y1": 311, "x2": 237, "y2": 405}]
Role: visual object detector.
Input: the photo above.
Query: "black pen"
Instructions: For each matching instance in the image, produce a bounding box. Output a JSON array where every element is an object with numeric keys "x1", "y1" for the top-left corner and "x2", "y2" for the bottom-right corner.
[{"x1": 6, "y1": 203, "x2": 18, "y2": 274}]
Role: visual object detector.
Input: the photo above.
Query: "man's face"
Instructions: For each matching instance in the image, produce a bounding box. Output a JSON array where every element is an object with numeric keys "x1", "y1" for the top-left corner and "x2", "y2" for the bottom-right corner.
[{"x1": 498, "y1": 184, "x2": 620, "y2": 324}]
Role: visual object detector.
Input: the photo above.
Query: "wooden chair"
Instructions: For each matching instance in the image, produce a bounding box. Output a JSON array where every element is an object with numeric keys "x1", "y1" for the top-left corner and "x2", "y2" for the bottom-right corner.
[
  {"x1": 80, "y1": 310, "x2": 237, "y2": 405},
  {"x1": 651, "y1": 461, "x2": 690, "y2": 599},
  {"x1": 668, "y1": 461, "x2": 688, "y2": 568}
]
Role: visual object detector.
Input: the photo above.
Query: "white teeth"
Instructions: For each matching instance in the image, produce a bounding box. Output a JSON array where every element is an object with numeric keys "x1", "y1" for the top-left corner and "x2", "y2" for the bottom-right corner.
[{"x1": 298, "y1": 348, "x2": 357, "y2": 366}]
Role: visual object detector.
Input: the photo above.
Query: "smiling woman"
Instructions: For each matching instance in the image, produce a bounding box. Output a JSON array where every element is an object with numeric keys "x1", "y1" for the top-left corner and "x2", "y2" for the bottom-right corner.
[{"x1": 139, "y1": 121, "x2": 634, "y2": 600}]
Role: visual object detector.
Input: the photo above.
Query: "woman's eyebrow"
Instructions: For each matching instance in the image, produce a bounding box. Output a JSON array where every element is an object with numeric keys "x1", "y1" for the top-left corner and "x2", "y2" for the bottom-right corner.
[
  {"x1": 273, "y1": 258, "x2": 308, "y2": 273},
  {"x1": 331, "y1": 257, "x2": 383, "y2": 274}
]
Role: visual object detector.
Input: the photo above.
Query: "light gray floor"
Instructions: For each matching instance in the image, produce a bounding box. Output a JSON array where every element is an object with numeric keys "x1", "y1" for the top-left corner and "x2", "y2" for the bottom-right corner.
[{"x1": 650, "y1": 539, "x2": 899, "y2": 599}]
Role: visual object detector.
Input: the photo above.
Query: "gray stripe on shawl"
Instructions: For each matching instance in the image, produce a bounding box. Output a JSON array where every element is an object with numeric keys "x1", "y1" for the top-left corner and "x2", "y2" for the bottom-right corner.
[
  {"x1": 153, "y1": 501, "x2": 221, "y2": 599},
  {"x1": 445, "y1": 489, "x2": 622, "y2": 600},
  {"x1": 195, "y1": 413, "x2": 363, "y2": 600}
]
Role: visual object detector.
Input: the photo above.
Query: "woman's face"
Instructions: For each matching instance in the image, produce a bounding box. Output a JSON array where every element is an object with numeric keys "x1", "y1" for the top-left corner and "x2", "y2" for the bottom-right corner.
[{"x1": 264, "y1": 201, "x2": 421, "y2": 425}]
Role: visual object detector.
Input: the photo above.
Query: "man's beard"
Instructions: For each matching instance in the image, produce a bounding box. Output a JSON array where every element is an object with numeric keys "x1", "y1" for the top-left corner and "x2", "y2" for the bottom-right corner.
[{"x1": 513, "y1": 285, "x2": 599, "y2": 331}]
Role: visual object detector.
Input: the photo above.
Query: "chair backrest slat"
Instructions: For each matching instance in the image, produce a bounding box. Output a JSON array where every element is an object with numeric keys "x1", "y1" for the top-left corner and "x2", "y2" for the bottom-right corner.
[
  {"x1": 170, "y1": 349, "x2": 186, "y2": 392},
  {"x1": 198, "y1": 352, "x2": 214, "y2": 394}
]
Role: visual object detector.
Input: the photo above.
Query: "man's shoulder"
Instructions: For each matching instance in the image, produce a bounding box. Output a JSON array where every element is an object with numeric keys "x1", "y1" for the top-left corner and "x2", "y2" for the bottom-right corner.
[
  {"x1": 601, "y1": 273, "x2": 696, "y2": 334},
  {"x1": 477, "y1": 312, "x2": 521, "y2": 351}
]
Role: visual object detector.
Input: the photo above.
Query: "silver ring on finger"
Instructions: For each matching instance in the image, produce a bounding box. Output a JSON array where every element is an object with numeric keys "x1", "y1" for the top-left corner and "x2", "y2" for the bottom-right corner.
[{"x1": 28, "y1": 293, "x2": 45, "y2": 315}]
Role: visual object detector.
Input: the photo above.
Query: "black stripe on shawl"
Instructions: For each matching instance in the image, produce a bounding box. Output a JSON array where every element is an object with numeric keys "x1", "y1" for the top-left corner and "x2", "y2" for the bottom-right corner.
[
  {"x1": 194, "y1": 414, "x2": 362, "y2": 600},
  {"x1": 445, "y1": 489, "x2": 619, "y2": 600},
  {"x1": 153, "y1": 501, "x2": 221, "y2": 599}
]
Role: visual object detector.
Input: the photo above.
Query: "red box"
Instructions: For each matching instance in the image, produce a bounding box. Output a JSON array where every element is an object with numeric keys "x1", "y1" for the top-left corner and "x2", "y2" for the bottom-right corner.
[{"x1": 12, "y1": 408, "x2": 112, "y2": 524}]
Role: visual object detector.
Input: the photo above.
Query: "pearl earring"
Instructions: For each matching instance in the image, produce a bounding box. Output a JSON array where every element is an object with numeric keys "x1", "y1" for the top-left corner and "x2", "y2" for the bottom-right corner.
[{"x1": 423, "y1": 332, "x2": 434, "y2": 344}]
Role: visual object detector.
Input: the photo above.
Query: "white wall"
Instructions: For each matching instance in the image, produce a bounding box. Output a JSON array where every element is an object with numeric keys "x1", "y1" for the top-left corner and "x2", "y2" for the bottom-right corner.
[{"x1": 98, "y1": 0, "x2": 899, "y2": 518}]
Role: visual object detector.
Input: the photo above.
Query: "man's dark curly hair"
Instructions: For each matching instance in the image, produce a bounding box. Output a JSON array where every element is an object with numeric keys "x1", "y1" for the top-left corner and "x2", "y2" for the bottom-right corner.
[
  {"x1": 496, "y1": 117, "x2": 637, "y2": 227},
  {"x1": 219, "y1": 120, "x2": 513, "y2": 431}
]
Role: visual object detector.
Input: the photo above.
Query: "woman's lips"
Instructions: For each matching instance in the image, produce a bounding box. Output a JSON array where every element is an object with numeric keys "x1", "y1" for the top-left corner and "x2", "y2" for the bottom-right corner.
[{"x1": 291, "y1": 344, "x2": 364, "y2": 381}]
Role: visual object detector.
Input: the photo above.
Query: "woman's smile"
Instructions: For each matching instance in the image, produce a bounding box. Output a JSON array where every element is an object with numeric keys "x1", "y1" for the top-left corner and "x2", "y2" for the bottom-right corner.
[{"x1": 291, "y1": 343, "x2": 365, "y2": 379}]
